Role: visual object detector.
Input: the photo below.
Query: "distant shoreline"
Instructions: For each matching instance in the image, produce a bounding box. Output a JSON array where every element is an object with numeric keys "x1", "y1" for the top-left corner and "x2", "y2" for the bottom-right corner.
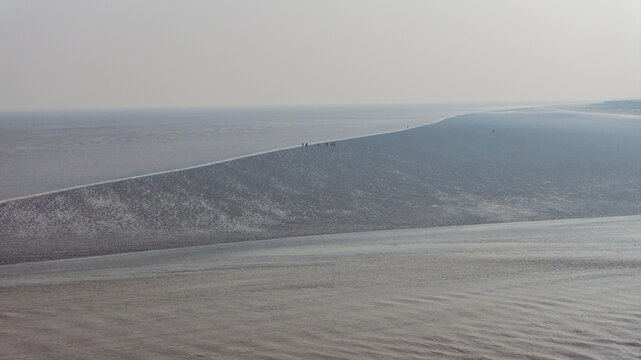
[{"x1": 557, "y1": 99, "x2": 641, "y2": 116}]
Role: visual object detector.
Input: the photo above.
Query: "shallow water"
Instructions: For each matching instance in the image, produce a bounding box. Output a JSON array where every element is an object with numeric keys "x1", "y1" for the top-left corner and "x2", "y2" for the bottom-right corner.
[
  {"x1": 0, "y1": 103, "x2": 514, "y2": 200},
  {"x1": 1, "y1": 216, "x2": 639, "y2": 359}
]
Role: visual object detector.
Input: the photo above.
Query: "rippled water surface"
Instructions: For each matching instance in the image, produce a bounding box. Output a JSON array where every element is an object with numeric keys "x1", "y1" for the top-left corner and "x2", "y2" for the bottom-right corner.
[{"x1": 1, "y1": 216, "x2": 640, "y2": 359}]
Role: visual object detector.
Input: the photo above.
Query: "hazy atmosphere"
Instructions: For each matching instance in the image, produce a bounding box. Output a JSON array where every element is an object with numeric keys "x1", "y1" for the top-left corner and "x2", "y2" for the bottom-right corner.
[
  {"x1": 1, "y1": 0, "x2": 640, "y2": 111},
  {"x1": 2, "y1": 1, "x2": 640, "y2": 359}
]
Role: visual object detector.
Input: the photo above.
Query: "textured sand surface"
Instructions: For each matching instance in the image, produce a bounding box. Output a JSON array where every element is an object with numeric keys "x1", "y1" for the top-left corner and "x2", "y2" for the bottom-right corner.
[{"x1": 1, "y1": 108, "x2": 639, "y2": 264}]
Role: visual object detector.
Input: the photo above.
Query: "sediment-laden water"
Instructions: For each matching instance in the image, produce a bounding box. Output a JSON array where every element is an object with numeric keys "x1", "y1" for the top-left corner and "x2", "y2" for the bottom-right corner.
[{"x1": 1, "y1": 216, "x2": 639, "y2": 359}]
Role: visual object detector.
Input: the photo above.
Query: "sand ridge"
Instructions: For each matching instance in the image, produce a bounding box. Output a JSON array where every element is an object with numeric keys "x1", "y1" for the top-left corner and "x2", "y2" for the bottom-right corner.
[{"x1": 1, "y1": 107, "x2": 639, "y2": 264}]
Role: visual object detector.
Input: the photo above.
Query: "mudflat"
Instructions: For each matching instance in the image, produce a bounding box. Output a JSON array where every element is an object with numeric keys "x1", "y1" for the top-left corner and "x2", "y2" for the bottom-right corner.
[{"x1": 2, "y1": 107, "x2": 639, "y2": 264}]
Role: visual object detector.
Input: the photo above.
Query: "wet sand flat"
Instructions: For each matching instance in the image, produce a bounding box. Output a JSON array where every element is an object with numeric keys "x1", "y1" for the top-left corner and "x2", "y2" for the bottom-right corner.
[
  {"x1": 1, "y1": 216, "x2": 639, "y2": 359},
  {"x1": 2, "y1": 107, "x2": 639, "y2": 264}
]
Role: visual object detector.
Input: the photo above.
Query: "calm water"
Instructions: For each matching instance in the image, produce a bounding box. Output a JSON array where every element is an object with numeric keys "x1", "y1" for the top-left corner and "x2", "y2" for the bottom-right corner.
[
  {"x1": 1, "y1": 216, "x2": 639, "y2": 359},
  {"x1": 0, "y1": 103, "x2": 526, "y2": 201}
]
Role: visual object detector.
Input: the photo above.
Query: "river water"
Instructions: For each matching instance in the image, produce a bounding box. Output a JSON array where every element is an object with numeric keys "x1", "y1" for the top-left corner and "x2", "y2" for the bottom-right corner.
[{"x1": 1, "y1": 216, "x2": 639, "y2": 359}]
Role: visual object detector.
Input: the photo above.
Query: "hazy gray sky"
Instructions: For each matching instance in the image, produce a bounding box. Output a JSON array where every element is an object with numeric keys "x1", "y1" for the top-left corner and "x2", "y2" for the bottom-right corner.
[{"x1": 1, "y1": 0, "x2": 639, "y2": 110}]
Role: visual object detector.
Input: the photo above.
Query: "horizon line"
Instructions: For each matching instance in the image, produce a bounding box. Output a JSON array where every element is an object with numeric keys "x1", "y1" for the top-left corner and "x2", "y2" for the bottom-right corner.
[{"x1": 0, "y1": 98, "x2": 621, "y2": 114}]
